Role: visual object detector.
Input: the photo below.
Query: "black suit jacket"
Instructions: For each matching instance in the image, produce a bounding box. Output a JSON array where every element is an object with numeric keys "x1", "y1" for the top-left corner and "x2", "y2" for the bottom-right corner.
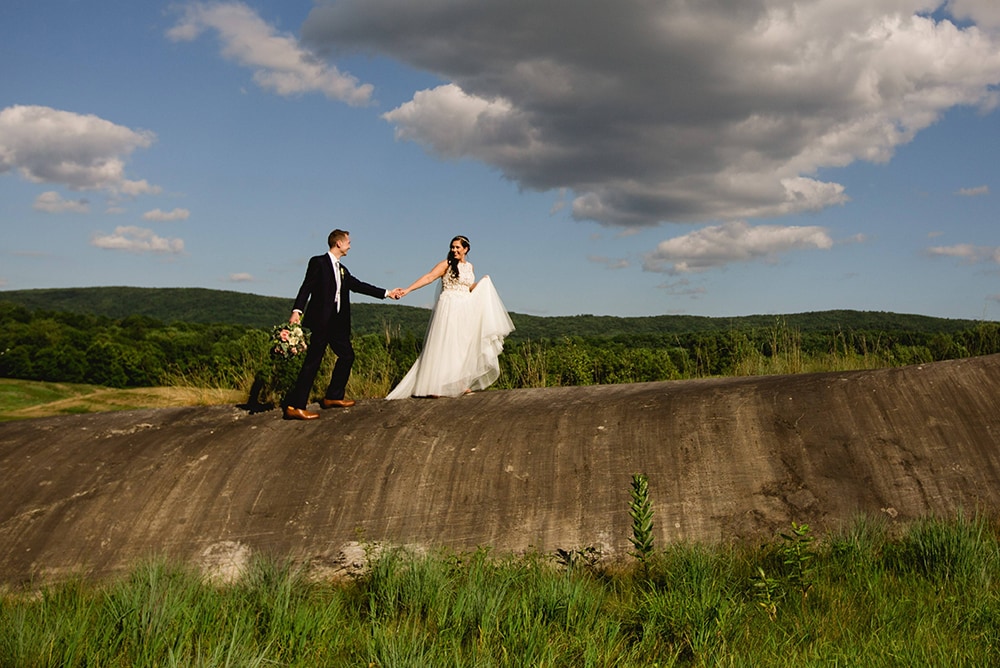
[{"x1": 293, "y1": 253, "x2": 386, "y2": 336}]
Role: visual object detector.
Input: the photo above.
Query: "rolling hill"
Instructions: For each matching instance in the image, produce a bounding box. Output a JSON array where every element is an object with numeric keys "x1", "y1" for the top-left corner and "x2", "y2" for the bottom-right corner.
[{"x1": 0, "y1": 286, "x2": 986, "y2": 340}]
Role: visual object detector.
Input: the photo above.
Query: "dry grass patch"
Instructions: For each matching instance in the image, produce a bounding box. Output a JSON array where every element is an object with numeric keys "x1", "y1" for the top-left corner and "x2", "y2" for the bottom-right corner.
[{"x1": 0, "y1": 379, "x2": 243, "y2": 421}]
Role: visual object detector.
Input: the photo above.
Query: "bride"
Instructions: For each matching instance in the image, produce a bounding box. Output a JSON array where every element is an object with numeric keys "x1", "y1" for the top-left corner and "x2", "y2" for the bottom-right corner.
[{"x1": 386, "y1": 235, "x2": 514, "y2": 399}]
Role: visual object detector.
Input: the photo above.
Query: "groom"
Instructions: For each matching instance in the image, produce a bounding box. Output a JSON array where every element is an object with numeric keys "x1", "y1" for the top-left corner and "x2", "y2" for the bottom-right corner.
[{"x1": 282, "y1": 229, "x2": 401, "y2": 420}]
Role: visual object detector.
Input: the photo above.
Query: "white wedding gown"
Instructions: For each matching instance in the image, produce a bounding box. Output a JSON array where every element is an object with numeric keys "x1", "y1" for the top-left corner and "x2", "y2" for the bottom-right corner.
[{"x1": 387, "y1": 262, "x2": 514, "y2": 399}]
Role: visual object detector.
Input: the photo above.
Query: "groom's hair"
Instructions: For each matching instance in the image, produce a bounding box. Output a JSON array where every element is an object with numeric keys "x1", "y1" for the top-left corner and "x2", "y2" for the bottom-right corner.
[{"x1": 328, "y1": 229, "x2": 349, "y2": 248}]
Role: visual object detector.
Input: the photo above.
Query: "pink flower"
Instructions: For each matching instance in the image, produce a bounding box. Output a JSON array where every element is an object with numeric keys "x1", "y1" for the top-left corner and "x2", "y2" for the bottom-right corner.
[{"x1": 280, "y1": 329, "x2": 290, "y2": 342}]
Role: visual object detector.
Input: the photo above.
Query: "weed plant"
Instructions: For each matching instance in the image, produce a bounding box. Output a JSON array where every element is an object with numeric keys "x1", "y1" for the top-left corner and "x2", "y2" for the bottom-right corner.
[
  {"x1": 629, "y1": 473, "x2": 655, "y2": 568},
  {"x1": 2, "y1": 515, "x2": 997, "y2": 666}
]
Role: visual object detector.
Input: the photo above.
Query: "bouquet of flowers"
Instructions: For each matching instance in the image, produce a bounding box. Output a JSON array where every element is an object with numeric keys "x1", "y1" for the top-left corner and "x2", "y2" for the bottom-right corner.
[{"x1": 270, "y1": 321, "x2": 308, "y2": 360}]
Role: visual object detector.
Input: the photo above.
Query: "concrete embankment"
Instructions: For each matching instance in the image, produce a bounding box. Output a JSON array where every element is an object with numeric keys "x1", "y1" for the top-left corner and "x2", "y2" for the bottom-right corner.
[{"x1": 2, "y1": 354, "x2": 999, "y2": 587}]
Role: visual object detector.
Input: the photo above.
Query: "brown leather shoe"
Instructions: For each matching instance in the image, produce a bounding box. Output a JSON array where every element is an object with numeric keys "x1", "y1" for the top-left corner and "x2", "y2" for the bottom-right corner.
[
  {"x1": 320, "y1": 398, "x2": 356, "y2": 408},
  {"x1": 283, "y1": 406, "x2": 319, "y2": 420}
]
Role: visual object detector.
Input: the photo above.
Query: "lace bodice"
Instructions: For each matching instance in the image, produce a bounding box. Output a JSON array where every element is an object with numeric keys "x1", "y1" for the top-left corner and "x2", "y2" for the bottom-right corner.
[{"x1": 441, "y1": 261, "x2": 475, "y2": 292}]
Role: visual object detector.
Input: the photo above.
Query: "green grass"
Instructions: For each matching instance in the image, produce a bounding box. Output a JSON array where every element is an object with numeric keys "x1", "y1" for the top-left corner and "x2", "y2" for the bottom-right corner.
[
  {"x1": 0, "y1": 378, "x2": 244, "y2": 422},
  {"x1": 0, "y1": 378, "x2": 101, "y2": 413},
  {"x1": 2, "y1": 516, "x2": 997, "y2": 666}
]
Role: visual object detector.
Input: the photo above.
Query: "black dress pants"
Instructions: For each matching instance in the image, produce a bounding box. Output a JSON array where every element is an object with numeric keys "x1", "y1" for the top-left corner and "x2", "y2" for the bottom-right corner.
[{"x1": 283, "y1": 318, "x2": 354, "y2": 408}]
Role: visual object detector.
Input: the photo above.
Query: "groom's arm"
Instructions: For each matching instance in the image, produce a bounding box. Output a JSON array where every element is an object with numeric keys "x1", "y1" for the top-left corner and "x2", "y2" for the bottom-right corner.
[
  {"x1": 290, "y1": 255, "x2": 322, "y2": 320},
  {"x1": 346, "y1": 272, "x2": 390, "y2": 300}
]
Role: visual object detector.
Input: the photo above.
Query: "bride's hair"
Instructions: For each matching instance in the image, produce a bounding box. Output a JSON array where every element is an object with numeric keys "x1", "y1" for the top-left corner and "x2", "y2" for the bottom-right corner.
[{"x1": 447, "y1": 235, "x2": 470, "y2": 279}]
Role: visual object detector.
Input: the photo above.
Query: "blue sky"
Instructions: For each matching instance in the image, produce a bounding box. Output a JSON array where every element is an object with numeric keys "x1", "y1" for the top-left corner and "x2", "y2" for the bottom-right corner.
[{"x1": 1, "y1": 0, "x2": 999, "y2": 320}]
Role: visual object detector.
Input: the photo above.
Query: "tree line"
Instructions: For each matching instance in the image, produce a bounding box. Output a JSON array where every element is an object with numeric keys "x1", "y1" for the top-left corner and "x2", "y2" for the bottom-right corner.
[
  {"x1": 0, "y1": 286, "x2": 985, "y2": 339},
  {"x1": 2, "y1": 300, "x2": 998, "y2": 393}
]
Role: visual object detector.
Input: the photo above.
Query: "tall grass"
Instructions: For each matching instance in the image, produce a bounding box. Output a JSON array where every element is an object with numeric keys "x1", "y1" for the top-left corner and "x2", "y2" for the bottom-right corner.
[
  {"x1": 3, "y1": 515, "x2": 997, "y2": 666},
  {"x1": 125, "y1": 319, "x2": 1000, "y2": 405},
  {"x1": 727, "y1": 323, "x2": 903, "y2": 376}
]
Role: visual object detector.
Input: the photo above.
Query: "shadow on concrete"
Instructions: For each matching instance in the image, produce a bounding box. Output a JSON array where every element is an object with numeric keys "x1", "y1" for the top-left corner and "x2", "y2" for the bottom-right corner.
[{"x1": 2, "y1": 354, "x2": 1000, "y2": 587}]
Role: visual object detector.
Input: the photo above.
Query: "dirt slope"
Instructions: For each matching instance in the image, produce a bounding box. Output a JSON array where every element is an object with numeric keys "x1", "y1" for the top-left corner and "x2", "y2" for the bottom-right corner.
[{"x1": 2, "y1": 355, "x2": 999, "y2": 587}]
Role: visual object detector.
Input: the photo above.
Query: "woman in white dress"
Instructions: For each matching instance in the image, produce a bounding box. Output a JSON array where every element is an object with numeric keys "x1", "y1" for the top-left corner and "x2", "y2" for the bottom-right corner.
[{"x1": 387, "y1": 236, "x2": 514, "y2": 399}]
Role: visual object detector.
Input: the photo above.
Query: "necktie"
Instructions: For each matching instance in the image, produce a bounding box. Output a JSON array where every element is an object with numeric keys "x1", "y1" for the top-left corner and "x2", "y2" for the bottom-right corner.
[{"x1": 333, "y1": 260, "x2": 342, "y2": 312}]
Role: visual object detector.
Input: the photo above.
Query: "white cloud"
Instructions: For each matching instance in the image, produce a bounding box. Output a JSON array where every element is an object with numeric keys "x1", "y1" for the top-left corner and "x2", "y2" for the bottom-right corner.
[
  {"x1": 33, "y1": 191, "x2": 89, "y2": 213},
  {"x1": 0, "y1": 105, "x2": 160, "y2": 196},
  {"x1": 91, "y1": 226, "x2": 184, "y2": 254},
  {"x1": 143, "y1": 207, "x2": 191, "y2": 221},
  {"x1": 644, "y1": 221, "x2": 834, "y2": 274},
  {"x1": 168, "y1": 1, "x2": 373, "y2": 106},
  {"x1": 228, "y1": 272, "x2": 254, "y2": 282},
  {"x1": 957, "y1": 185, "x2": 990, "y2": 196},
  {"x1": 303, "y1": 1, "x2": 1000, "y2": 226},
  {"x1": 946, "y1": 0, "x2": 1000, "y2": 29},
  {"x1": 926, "y1": 243, "x2": 1000, "y2": 263},
  {"x1": 382, "y1": 84, "x2": 522, "y2": 158},
  {"x1": 549, "y1": 188, "x2": 569, "y2": 215},
  {"x1": 658, "y1": 279, "x2": 707, "y2": 298},
  {"x1": 587, "y1": 255, "x2": 630, "y2": 270}
]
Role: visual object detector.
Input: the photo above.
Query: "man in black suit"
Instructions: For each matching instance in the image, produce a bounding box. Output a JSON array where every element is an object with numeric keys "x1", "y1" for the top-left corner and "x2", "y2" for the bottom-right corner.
[{"x1": 283, "y1": 229, "x2": 401, "y2": 420}]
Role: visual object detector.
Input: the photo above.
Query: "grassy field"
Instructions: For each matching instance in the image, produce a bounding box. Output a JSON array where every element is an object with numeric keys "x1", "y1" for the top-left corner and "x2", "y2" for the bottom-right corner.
[
  {"x1": 1, "y1": 516, "x2": 997, "y2": 666},
  {"x1": 0, "y1": 378, "x2": 243, "y2": 422}
]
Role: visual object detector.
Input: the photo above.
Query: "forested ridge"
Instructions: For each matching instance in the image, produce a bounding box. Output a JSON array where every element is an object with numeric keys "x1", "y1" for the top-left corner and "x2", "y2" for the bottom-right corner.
[
  {"x1": 0, "y1": 286, "x2": 985, "y2": 339},
  {"x1": 1, "y1": 287, "x2": 997, "y2": 392}
]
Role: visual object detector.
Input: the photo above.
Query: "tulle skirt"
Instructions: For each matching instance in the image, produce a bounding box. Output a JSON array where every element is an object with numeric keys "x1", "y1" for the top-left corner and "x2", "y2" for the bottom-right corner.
[{"x1": 386, "y1": 276, "x2": 514, "y2": 399}]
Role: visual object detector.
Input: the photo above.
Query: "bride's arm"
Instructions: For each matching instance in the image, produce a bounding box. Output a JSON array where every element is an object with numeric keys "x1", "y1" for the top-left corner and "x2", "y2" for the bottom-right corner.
[
  {"x1": 470, "y1": 266, "x2": 485, "y2": 292},
  {"x1": 400, "y1": 260, "x2": 448, "y2": 297}
]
